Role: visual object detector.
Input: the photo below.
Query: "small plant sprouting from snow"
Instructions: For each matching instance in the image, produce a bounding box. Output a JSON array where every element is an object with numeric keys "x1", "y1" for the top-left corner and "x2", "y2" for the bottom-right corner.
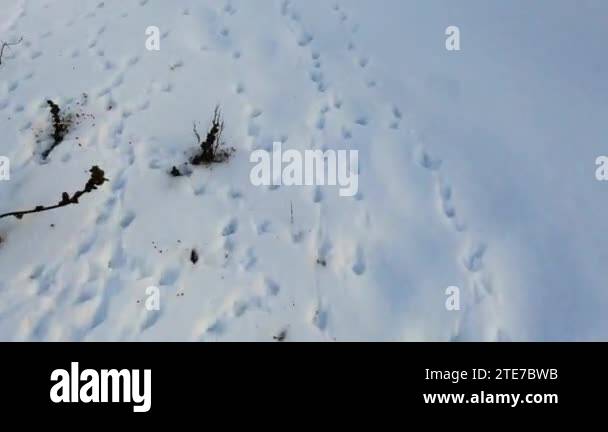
[
  {"x1": 191, "y1": 106, "x2": 234, "y2": 166},
  {"x1": 169, "y1": 106, "x2": 234, "y2": 177},
  {"x1": 41, "y1": 100, "x2": 74, "y2": 160}
]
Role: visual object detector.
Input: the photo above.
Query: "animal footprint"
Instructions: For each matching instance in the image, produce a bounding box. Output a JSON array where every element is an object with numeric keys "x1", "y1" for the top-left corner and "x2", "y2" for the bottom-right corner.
[
  {"x1": 256, "y1": 220, "x2": 272, "y2": 235},
  {"x1": 264, "y1": 278, "x2": 280, "y2": 296},
  {"x1": 463, "y1": 243, "x2": 486, "y2": 273},
  {"x1": 120, "y1": 211, "x2": 136, "y2": 228},
  {"x1": 418, "y1": 149, "x2": 442, "y2": 171},
  {"x1": 159, "y1": 268, "x2": 180, "y2": 286},
  {"x1": 312, "y1": 305, "x2": 328, "y2": 331},
  {"x1": 140, "y1": 309, "x2": 162, "y2": 332},
  {"x1": 352, "y1": 246, "x2": 366, "y2": 275},
  {"x1": 221, "y1": 218, "x2": 238, "y2": 236},
  {"x1": 313, "y1": 187, "x2": 323, "y2": 203}
]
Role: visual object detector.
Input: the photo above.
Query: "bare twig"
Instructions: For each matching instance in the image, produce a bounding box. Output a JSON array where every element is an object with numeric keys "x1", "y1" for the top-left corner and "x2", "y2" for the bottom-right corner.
[
  {"x1": 41, "y1": 100, "x2": 72, "y2": 160},
  {"x1": 273, "y1": 328, "x2": 288, "y2": 342},
  {"x1": 212, "y1": 107, "x2": 225, "y2": 155},
  {"x1": 0, "y1": 37, "x2": 23, "y2": 66},
  {"x1": 193, "y1": 122, "x2": 201, "y2": 146},
  {"x1": 0, "y1": 166, "x2": 108, "y2": 220},
  {"x1": 190, "y1": 106, "x2": 232, "y2": 166}
]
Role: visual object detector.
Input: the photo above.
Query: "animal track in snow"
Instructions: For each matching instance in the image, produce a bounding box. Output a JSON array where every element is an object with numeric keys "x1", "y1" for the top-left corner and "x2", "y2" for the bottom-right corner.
[
  {"x1": 312, "y1": 303, "x2": 328, "y2": 331},
  {"x1": 256, "y1": 220, "x2": 272, "y2": 235},
  {"x1": 221, "y1": 218, "x2": 238, "y2": 236},
  {"x1": 159, "y1": 268, "x2": 180, "y2": 286},
  {"x1": 352, "y1": 246, "x2": 366, "y2": 276},
  {"x1": 140, "y1": 309, "x2": 162, "y2": 332},
  {"x1": 119, "y1": 211, "x2": 136, "y2": 229},
  {"x1": 265, "y1": 278, "x2": 280, "y2": 296},
  {"x1": 463, "y1": 243, "x2": 486, "y2": 273}
]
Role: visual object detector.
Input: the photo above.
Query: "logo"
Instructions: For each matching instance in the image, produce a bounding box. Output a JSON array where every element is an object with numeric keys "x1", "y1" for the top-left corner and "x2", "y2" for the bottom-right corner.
[
  {"x1": 249, "y1": 142, "x2": 359, "y2": 197},
  {"x1": 50, "y1": 362, "x2": 151, "y2": 413},
  {"x1": 0, "y1": 156, "x2": 9, "y2": 181}
]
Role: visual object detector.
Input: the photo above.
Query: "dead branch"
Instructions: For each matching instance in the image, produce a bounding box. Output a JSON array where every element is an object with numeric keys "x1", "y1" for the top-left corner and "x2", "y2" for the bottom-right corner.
[
  {"x1": 0, "y1": 166, "x2": 108, "y2": 220},
  {"x1": 41, "y1": 100, "x2": 72, "y2": 160},
  {"x1": 0, "y1": 37, "x2": 23, "y2": 66},
  {"x1": 191, "y1": 106, "x2": 232, "y2": 165}
]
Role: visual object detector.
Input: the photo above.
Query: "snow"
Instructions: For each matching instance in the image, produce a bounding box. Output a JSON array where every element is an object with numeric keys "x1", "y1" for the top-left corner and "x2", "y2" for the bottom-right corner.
[{"x1": 0, "y1": 0, "x2": 606, "y2": 341}]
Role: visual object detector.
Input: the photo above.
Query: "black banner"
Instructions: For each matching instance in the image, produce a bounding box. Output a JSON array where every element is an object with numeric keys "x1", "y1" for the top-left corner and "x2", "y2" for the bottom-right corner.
[{"x1": 0, "y1": 343, "x2": 604, "y2": 420}]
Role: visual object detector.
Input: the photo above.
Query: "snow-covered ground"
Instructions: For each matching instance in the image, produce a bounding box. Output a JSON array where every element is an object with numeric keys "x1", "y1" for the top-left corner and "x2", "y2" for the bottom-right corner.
[{"x1": 0, "y1": 0, "x2": 606, "y2": 341}]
